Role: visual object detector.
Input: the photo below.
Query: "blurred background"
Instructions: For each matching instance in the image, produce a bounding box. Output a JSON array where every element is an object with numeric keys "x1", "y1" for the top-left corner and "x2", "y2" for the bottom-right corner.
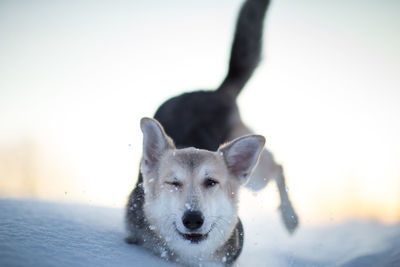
[{"x1": 0, "y1": 0, "x2": 399, "y2": 226}]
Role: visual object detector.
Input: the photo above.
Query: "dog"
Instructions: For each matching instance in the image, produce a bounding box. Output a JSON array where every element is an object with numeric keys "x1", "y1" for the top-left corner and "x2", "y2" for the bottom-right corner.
[
  {"x1": 127, "y1": 117, "x2": 265, "y2": 265},
  {"x1": 126, "y1": 0, "x2": 298, "y2": 265}
]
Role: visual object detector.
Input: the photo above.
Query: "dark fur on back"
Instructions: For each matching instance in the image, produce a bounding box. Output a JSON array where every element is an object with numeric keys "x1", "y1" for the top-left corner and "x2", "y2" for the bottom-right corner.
[{"x1": 154, "y1": 91, "x2": 234, "y2": 151}]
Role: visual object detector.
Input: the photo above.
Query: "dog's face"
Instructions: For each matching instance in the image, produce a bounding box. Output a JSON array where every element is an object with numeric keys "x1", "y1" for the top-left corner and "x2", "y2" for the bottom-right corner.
[{"x1": 139, "y1": 118, "x2": 264, "y2": 261}]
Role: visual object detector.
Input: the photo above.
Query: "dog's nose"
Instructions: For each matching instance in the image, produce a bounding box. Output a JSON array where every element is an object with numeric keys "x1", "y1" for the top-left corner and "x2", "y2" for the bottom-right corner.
[{"x1": 182, "y1": 210, "x2": 204, "y2": 230}]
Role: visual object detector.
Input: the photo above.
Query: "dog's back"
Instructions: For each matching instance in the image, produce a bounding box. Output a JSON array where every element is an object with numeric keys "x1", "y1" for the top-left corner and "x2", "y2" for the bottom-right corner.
[{"x1": 154, "y1": 0, "x2": 270, "y2": 151}]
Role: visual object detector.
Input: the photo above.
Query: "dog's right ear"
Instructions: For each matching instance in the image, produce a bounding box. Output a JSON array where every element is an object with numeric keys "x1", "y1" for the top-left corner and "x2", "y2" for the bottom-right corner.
[{"x1": 140, "y1": 117, "x2": 175, "y2": 174}]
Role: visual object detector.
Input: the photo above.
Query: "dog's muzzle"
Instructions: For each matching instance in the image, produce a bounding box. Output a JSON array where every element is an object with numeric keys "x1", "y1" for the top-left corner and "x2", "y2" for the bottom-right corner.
[{"x1": 177, "y1": 210, "x2": 209, "y2": 243}]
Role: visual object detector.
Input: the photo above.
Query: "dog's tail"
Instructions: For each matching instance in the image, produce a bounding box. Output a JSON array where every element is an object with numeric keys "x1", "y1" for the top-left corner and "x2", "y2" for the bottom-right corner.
[{"x1": 217, "y1": 0, "x2": 270, "y2": 99}]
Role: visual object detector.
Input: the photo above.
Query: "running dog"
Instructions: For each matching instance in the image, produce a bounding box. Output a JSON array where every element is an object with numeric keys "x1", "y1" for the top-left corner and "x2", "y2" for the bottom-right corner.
[{"x1": 126, "y1": 0, "x2": 298, "y2": 265}]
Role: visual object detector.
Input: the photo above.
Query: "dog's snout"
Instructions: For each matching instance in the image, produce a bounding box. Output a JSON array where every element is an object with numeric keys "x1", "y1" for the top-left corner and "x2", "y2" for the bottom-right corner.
[{"x1": 182, "y1": 210, "x2": 204, "y2": 231}]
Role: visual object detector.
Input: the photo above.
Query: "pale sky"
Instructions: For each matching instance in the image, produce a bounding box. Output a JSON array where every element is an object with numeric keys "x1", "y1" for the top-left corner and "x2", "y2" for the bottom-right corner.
[{"x1": 0, "y1": 0, "x2": 399, "y2": 225}]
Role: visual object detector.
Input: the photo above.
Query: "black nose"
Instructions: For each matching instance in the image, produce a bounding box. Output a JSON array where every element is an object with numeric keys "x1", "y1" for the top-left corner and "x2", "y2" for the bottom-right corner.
[{"x1": 182, "y1": 210, "x2": 204, "y2": 230}]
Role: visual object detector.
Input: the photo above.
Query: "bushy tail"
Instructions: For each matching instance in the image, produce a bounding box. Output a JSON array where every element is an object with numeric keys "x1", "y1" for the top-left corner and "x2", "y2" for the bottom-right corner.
[{"x1": 218, "y1": 0, "x2": 270, "y2": 98}]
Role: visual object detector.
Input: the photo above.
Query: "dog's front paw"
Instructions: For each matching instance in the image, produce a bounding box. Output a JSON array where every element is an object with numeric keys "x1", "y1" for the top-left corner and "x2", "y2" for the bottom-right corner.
[{"x1": 279, "y1": 201, "x2": 299, "y2": 234}]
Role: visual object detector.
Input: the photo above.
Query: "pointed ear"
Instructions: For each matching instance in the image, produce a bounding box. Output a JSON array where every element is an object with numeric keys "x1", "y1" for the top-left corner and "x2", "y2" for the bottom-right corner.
[
  {"x1": 140, "y1": 117, "x2": 175, "y2": 174},
  {"x1": 219, "y1": 135, "x2": 265, "y2": 184}
]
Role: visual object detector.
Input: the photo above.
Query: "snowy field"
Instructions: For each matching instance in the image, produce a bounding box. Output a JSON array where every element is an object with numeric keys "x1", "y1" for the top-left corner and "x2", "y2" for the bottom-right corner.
[{"x1": 0, "y1": 198, "x2": 399, "y2": 267}]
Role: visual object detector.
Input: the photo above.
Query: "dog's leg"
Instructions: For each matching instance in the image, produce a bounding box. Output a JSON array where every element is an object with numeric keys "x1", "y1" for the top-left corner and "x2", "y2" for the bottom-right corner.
[
  {"x1": 248, "y1": 146, "x2": 299, "y2": 233},
  {"x1": 228, "y1": 116, "x2": 299, "y2": 233},
  {"x1": 272, "y1": 165, "x2": 299, "y2": 233},
  {"x1": 125, "y1": 173, "x2": 147, "y2": 245}
]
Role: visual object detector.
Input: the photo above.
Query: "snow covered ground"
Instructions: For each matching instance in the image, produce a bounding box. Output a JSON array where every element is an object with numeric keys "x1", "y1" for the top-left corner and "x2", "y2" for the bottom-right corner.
[{"x1": 0, "y1": 198, "x2": 399, "y2": 267}]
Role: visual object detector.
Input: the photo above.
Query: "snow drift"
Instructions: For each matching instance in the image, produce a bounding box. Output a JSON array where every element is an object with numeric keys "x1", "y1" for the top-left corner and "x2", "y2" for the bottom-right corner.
[{"x1": 0, "y1": 198, "x2": 399, "y2": 266}]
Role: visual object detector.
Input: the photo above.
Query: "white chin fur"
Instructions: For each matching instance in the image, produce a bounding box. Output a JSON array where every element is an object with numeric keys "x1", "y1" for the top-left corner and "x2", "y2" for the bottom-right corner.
[
  {"x1": 144, "y1": 193, "x2": 237, "y2": 263},
  {"x1": 166, "y1": 221, "x2": 234, "y2": 263}
]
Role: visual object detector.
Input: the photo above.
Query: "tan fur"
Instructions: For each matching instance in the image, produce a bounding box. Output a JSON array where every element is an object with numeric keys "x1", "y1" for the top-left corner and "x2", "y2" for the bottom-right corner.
[{"x1": 144, "y1": 147, "x2": 241, "y2": 217}]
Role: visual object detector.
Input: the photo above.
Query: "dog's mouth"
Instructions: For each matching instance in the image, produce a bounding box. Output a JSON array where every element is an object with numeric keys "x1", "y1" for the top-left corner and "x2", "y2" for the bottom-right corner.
[
  {"x1": 179, "y1": 232, "x2": 208, "y2": 243},
  {"x1": 174, "y1": 223, "x2": 212, "y2": 244}
]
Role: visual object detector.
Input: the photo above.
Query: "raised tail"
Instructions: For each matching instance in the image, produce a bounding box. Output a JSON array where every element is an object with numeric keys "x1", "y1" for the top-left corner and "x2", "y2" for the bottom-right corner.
[{"x1": 218, "y1": 0, "x2": 271, "y2": 98}]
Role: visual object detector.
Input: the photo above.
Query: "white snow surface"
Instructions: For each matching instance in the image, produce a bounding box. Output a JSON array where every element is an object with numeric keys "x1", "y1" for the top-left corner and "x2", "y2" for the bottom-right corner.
[{"x1": 0, "y1": 198, "x2": 399, "y2": 267}]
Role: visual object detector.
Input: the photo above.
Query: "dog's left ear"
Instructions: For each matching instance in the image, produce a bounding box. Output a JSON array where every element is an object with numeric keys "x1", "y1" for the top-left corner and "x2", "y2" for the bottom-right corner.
[
  {"x1": 140, "y1": 117, "x2": 175, "y2": 174},
  {"x1": 219, "y1": 135, "x2": 265, "y2": 184}
]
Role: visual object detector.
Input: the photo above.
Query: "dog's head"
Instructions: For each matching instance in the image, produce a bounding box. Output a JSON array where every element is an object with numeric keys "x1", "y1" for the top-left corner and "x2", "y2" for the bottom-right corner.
[{"x1": 139, "y1": 117, "x2": 264, "y2": 260}]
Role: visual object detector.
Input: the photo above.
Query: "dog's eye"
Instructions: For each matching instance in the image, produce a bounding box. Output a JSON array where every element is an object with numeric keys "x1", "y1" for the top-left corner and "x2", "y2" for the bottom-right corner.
[
  {"x1": 204, "y1": 178, "x2": 218, "y2": 188},
  {"x1": 165, "y1": 181, "x2": 182, "y2": 188}
]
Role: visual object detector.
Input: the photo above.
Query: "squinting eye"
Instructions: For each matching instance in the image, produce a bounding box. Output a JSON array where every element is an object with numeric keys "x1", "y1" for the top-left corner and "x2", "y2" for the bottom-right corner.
[
  {"x1": 165, "y1": 181, "x2": 182, "y2": 188},
  {"x1": 204, "y1": 178, "x2": 219, "y2": 188}
]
